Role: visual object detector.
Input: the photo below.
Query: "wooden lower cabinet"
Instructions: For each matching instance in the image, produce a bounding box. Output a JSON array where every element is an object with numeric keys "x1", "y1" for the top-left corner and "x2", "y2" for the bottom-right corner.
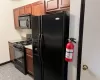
[
  {"x1": 8, "y1": 42, "x2": 14, "y2": 61},
  {"x1": 26, "y1": 49, "x2": 34, "y2": 75}
]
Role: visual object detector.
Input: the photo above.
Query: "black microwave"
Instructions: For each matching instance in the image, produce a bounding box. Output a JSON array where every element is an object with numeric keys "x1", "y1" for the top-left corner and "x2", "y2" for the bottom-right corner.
[{"x1": 18, "y1": 14, "x2": 32, "y2": 29}]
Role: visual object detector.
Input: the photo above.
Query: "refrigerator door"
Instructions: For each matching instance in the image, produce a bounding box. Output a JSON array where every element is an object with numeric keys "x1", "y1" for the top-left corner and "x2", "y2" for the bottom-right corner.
[
  {"x1": 32, "y1": 16, "x2": 42, "y2": 80},
  {"x1": 41, "y1": 12, "x2": 69, "y2": 80}
]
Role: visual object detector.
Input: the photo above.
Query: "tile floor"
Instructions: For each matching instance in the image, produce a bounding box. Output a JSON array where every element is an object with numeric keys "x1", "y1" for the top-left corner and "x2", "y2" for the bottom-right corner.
[{"x1": 0, "y1": 63, "x2": 33, "y2": 80}]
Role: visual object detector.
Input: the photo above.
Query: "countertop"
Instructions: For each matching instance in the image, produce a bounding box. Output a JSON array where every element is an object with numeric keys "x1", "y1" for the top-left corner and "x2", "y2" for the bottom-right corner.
[
  {"x1": 9, "y1": 39, "x2": 24, "y2": 43},
  {"x1": 9, "y1": 39, "x2": 32, "y2": 50},
  {"x1": 25, "y1": 45, "x2": 32, "y2": 50}
]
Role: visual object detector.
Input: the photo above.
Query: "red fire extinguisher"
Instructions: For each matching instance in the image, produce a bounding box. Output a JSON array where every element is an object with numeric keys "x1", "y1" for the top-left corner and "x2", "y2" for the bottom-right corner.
[{"x1": 65, "y1": 38, "x2": 76, "y2": 62}]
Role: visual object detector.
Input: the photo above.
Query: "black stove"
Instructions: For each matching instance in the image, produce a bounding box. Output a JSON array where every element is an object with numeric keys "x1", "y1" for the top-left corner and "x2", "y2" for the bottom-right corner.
[
  {"x1": 14, "y1": 40, "x2": 32, "y2": 46},
  {"x1": 13, "y1": 40, "x2": 32, "y2": 75}
]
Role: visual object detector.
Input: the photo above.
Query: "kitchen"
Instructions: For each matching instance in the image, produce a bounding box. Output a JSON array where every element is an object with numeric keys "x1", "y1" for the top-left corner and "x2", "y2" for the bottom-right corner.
[{"x1": 0, "y1": 0, "x2": 81, "y2": 80}]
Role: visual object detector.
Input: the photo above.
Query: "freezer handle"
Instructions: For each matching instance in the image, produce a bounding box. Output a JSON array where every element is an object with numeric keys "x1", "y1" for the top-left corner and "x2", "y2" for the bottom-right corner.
[
  {"x1": 33, "y1": 42, "x2": 38, "y2": 54},
  {"x1": 33, "y1": 34, "x2": 41, "y2": 54},
  {"x1": 40, "y1": 34, "x2": 44, "y2": 48}
]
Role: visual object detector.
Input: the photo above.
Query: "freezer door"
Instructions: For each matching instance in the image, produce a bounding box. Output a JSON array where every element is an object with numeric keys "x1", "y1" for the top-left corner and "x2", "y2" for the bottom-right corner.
[
  {"x1": 32, "y1": 16, "x2": 41, "y2": 40},
  {"x1": 32, "y1": 16, "x2": 42, "y2": 80},
  {"x1": 33, "y1": 55, "x2": 42, "y2": 80},
  {"x1": 41, "y1": 12, "x2": 68, "y2": 80}
]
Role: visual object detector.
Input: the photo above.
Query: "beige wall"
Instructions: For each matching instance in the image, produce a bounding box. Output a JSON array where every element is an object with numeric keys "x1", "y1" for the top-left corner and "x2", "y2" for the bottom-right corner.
[
  {"x1": 0, "y1": 0, "x2": 21, "y2": 64},
  {"x1": 12, "y1": 0, "x2": 39, "y2": 9},
  {"x1": 18, "y1": 29, "x2": 32, "y2": 38},
  {"x1": 68, "y1": 0, "x2": 81, "y2": 80}
]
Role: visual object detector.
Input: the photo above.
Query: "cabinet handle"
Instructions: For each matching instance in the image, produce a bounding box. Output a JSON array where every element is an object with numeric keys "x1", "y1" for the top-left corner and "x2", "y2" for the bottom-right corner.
[{"x1": 27, "y1": 54, "x2": 33, "y2": 58}]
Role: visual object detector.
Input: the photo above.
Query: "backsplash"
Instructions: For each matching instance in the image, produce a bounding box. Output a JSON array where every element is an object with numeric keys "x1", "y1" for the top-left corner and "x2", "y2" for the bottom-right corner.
[{"x1": 17, "y1": 29, "x2": 32, "y2": 40}]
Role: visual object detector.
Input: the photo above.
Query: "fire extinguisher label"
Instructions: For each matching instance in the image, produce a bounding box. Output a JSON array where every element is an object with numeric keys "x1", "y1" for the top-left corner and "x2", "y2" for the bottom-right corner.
[
  {"x1": 65, "y1": 49, "x2": 73, "y2": 59},
  {"x1": 66, "y1": 49, "x2": 73, "y2": 53},
  {"x1": 65, "y1": 52, "x2": 73, "y2": 59}
]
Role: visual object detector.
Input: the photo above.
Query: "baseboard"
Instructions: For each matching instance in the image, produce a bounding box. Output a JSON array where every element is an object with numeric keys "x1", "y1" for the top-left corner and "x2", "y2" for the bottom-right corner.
[{"x1": 0, "y1": 61, "x2": 12, "y2": 66}]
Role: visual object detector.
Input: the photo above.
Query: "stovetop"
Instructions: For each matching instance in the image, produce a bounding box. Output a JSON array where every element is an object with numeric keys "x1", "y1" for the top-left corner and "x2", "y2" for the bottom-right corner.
[
  {"x1": 15, "y1": 40, "x2": 32, "y2": 45},
  {"x1": 13, "y1": 40, "x2": 32, "y2": 48}
]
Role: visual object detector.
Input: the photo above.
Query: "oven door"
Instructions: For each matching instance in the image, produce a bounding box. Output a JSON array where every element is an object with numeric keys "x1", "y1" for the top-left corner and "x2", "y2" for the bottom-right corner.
[
  {"x1": 14, "y1": 47, "x2": 25, "y2": 67},
  {"x1": 19, "y1": 15, "x2": 31, "y2": 29}
]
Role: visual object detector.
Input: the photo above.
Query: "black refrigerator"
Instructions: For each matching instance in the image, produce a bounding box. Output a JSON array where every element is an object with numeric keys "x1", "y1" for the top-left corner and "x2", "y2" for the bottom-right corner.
[{"x1": 32, "y1": 12, "x2": 69, "y2": 80}]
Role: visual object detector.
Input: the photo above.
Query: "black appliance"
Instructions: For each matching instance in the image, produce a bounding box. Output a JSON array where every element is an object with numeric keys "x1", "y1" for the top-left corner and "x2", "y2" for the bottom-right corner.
[
  {"x1": 18, "y1": 14, "x2": 32, "y2": 29},
  {"x1": 13, "y1": 40, "x2": 32, "y2": 74},
  {"x1": 32, "y1": 12, "x2": 69, "y2": 80}
]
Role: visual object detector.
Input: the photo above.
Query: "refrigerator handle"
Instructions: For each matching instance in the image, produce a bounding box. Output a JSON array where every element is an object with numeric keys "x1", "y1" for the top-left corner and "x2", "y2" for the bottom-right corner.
[
  {"x1": 40, "y1": 34, "x2": 44, "y2": 47},
  {"x1": 39, "y1": 34, "x2": 44, "y2": 56}
]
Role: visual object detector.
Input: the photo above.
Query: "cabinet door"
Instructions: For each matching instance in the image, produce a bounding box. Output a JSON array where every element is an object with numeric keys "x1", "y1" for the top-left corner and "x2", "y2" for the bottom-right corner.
[
  {"x1": 26, "y1": 49, "x2": 32, "y2": 56},
  {"x1": 60, "y1": 0, "x2": 70, "y2": 8},
  {"x1": 25, "y1": 4, "x2": 32, "y2": 14},
  {"x1": 26, "y1": 54, "x2": 33, "y2": 75},
  {"x1": 32, "y1": 2, "x2": 45, "y2": 16},
  {"x1": 8, "y1": 42, "x2": 14, "y2": 61},
  {"x1": 13, "y1": 8, "x2": 20, "y2": 29},
  {"x1": 19, "y1": 6, "x2": 25, "y2": 15},
  {"x1": 45, "y1": 0, "x2": 59, "y2": 11}
]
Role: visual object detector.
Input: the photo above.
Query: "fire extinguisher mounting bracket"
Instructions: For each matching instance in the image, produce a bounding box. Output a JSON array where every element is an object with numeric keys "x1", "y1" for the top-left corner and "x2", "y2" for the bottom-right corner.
[{"x1": 69, "y1": 38, "x2": 76, "y2": 43}]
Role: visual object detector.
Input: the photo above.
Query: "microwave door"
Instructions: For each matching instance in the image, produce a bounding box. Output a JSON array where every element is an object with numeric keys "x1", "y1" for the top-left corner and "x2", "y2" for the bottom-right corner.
[
  {"x1": 19, "y1": 20, "x2": 26, "y2": 29},
  {"x1": 19, "y1": 18, "x2": 29, "y2": 29}
]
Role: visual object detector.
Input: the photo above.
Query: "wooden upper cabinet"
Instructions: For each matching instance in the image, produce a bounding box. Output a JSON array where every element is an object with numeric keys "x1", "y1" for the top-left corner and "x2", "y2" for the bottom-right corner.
[
  {"x1": 19, "y1": 6, "x2": 25, "y2": 15},
  {"x1": 25, "y1": 4, "x2": 32, "y2": 14},
  {"x1": 32, "y1": 1, "x2": 45, "y2": 16},
  {"x1": 13, "y1": 8, "x2": 20, "y2": 29},
  {"x1": 45, "y1": 0, "x2": 59, "y2": 11},
  {"x1": 45, "y1": 0, "x2": 70, "y2": 12},
  {"x1": 60, "y1": 0, "x2": 70, "y2": 8}
]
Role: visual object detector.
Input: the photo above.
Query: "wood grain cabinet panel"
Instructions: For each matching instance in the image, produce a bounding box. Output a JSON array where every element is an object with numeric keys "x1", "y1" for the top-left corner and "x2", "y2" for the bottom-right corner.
[
  {"x1": 26, "y1": 48, "x2": 32, "y2": 56},
  {"x1": 13, "y1": 8, "x2": 20, "y2": 29},
  {"x1": 60, "y1": 0, "x2": 70, "y2": 8},
  {"x1": 32, "y1": 1, "x2": 45, "y2": 16},
  {"x1": 45, "y1": 0, "x2": 70, "y2": 12},
  {"x1": 45, "y1": 0, "x2": 59, "y2": 11},
  {"x1": 19, "y1": 6, "x2": 25, "y2": 15},
  {"x1": 13, "y1": 0, "x2": 70, "y2": 29},
  {"x1": 13, "y1": 1, "x2": 45, "y2": 29},
  {"x1": 8, "y1": 42, "x2": 14, "y2": 61},
  {"x1": 26, "y1": 54, "x2": 33, "y2": 75},
  {"x1": 25, "y1": 4, "x2": 32, "y2": 14},
  {"x1": 26, "y1": 48, "x2": 33, "y2": 75}
]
